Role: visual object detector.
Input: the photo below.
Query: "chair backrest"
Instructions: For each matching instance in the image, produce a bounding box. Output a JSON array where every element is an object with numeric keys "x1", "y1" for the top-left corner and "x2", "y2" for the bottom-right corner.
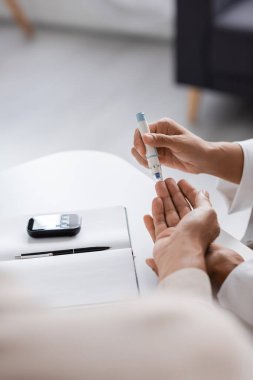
[
  {"x1": 176, "y1": 0, "x2": 213, "y2": 86},
  {"x1": 213, "y1": 0, "x2": 239, "y2": 14}
]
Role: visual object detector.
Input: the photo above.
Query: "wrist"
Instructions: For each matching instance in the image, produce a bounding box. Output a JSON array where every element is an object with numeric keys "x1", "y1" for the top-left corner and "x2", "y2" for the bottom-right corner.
[
  {"x1": 157, "y1": 233, "x2": 206, "y2": 281},
  {"x1": 204, "y1": 142, "x2": 244, "y2": 184}
]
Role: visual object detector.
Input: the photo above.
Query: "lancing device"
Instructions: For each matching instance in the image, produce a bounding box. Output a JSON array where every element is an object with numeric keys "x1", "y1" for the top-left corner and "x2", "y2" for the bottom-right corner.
[{"x1": 136, "y1": 112, "x2": 163, "y2": 181}]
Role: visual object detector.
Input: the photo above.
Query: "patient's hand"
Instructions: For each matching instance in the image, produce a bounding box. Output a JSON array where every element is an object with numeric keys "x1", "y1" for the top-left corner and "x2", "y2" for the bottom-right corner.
[
  {"x1": 206, "y1": 244, "x2": 244, "y2": 293},
  {"x1": 167, "y1": 180, "x2": 244, "y2": 291},
  {"x1": 144, "y1": 179, "x2": 220, "y2": 281}
]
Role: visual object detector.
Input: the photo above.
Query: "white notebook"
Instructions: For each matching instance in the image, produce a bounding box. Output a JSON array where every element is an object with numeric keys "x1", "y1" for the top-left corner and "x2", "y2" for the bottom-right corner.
[{"x1": 0, "y1": 206, "x2": 139, "y2": 308}]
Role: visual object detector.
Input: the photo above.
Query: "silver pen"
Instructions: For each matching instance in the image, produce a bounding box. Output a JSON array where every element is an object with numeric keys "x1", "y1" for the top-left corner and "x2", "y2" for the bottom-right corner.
[{"x1": 15, "y1": 252, "x2": 54, "y2": 260}]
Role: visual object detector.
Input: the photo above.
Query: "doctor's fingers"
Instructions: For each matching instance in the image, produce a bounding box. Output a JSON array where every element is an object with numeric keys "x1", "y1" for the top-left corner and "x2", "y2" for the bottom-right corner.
[
  {"x1": 134, "y1": 128, "x2": 146, "y2": 157},
  {"x1": 131, "y1": 147, "x2": 148, "y2": 168},
  {"x1": 133, "y1": 125, "x2": 157, "y2": 158}
]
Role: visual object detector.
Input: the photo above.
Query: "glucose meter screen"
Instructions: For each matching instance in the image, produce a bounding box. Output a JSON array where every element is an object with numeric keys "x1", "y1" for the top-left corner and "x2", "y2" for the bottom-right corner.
[{"x1": 33, "y1": 214, "x2": 69, "y2": 230}]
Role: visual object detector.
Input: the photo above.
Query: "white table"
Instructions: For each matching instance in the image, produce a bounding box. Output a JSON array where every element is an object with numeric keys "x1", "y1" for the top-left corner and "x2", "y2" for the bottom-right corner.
[{"x1": 0, "y1": 151, "x2": 251, "y2": 294}]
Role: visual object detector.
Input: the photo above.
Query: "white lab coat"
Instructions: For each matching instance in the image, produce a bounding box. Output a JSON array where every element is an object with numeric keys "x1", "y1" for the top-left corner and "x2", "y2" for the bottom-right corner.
[{"x1": 217, "y1": 139, "x2": 253, "y2": 327}]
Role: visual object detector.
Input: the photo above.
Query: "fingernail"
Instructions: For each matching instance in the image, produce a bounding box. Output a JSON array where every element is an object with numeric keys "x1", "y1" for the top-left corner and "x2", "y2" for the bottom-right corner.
[{"x1": 200, "y1": 189, "x2": 209, "y2": 198}]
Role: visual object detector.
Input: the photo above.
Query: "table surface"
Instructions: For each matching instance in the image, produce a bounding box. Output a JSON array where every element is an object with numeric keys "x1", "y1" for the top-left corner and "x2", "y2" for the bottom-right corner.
[{"x1": 0, "y1": 151, "x2": 251, "y2": 294}]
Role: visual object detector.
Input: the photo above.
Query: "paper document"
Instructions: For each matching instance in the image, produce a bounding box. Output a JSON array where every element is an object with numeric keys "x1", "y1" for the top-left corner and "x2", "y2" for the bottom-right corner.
[
  {"x1": 0, "y1": 206, "x2": 139, "y2": 308},
  {"x1": 0, "y1": 248, "x2": 138, "y2": 308}
]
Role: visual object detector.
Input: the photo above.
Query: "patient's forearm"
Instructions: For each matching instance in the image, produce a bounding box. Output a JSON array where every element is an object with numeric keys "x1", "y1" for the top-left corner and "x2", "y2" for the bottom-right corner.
[{"x1": 205, "y1": 142, "x2": 243, "y2": 185}]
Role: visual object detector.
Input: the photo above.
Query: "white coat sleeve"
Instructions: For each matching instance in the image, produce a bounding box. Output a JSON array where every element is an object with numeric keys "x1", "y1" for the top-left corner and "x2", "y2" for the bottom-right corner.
[
  {"x1": 216, "y1": 139, "x2": 253, "y2": 213},
  {"x1": 216, "y1": 140, "x2": 253, "y2": 324},
  {"x1": 218, "y1": 259, "x2": 253, "y2": 327}
]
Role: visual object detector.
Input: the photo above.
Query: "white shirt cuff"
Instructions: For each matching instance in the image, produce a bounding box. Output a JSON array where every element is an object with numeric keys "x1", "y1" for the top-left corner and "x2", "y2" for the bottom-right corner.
[
  {"x1": 218, "y1": 259, "x2": 253, "y2": 326},
  {"x1": 217, "y1": 140, "x2": 253, "y2": 213},
  {"x1": 158, "y1": 268, "x2": 212, "y2": 302}
]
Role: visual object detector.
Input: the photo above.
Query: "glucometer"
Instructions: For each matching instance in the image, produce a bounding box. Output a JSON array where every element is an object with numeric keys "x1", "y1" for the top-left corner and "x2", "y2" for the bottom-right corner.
[{"x1": 27, "y1": 213, "x2": 82, "y2": 238}]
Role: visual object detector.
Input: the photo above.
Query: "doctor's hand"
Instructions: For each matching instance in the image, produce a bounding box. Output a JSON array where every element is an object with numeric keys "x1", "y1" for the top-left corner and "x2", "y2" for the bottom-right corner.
[
  {"x1": 132, "y1": 118, "x2": 243, "y2": 184},
  {"x1": 144, "y1": 179, "x2": 220, "y2": 281},
  {"x1": 206, "y1": 244, "x2": 244, "y2": 293},
  {"x1": 132, "y1": 118, "x2": 211, "y2": 175}
]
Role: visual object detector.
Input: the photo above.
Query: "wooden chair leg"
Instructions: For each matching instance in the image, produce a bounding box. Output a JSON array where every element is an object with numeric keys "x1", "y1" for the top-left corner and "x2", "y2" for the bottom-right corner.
[
  {"x1": 188, "y1": 87, "x2": 201, "y2": 123},
  {"x1": 5, "y1": 0, "x2": 34, "y2": 37}
]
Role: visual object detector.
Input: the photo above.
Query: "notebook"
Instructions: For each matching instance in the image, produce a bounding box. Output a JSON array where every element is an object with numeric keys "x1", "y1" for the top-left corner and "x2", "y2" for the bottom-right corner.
[{"x1": 0, "y1": 206, "x2": 139, "y2": 308}]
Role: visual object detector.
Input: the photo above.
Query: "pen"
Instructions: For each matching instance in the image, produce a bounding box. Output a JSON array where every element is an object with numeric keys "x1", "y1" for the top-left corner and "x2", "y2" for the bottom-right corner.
[
  {"x1": 136, "y1": 112, "x2": 163, "y2": 182},
  {"x1": 15, "y1": 247, "x2": 110, "y2": 260}
]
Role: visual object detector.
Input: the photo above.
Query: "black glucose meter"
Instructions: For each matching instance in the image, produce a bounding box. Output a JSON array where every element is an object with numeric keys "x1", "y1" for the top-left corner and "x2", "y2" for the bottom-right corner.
[{"x1": 27, "y1": 213, "x2": 82, "y2": 238}]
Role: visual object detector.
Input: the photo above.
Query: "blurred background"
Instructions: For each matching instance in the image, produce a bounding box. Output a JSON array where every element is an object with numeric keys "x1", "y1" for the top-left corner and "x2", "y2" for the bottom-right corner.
[{"x1": 0, "y1": 0, "x2": 252, "y2": 172}]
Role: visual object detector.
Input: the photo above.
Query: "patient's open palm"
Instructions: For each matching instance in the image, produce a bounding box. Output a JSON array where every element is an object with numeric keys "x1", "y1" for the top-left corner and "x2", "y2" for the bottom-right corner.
[{"x1": 144, "y1": 179, "x2": 220, "y2": 281}]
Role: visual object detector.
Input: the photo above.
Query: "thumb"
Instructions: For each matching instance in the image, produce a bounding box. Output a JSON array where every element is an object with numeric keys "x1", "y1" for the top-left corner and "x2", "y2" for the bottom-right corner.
[
  {"x1": 146, "y1": 258, "x2": 158, "y2": 275},
  {"x1": 195, "y1": 189, "x2": 212, "y2": 208},
  {"x1": 143, "y1": 133, "x2": 175, "y2": 148}
]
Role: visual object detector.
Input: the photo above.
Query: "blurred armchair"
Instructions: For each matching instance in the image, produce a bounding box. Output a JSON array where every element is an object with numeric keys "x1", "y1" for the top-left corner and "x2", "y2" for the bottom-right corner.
[{"x1": 176, "y1": 0, "x2": 253, "y2": 121}]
